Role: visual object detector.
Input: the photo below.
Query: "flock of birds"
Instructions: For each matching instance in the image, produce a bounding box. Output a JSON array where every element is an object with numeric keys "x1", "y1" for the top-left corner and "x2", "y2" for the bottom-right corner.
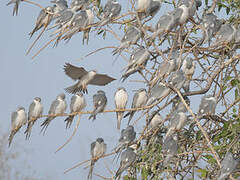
[{"x1": 6, "y1": 0, "x2": 240, "y2": 179}]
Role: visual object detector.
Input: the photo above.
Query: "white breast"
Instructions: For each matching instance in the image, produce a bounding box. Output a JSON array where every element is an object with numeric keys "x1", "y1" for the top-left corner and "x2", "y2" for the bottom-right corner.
[{"x1": 115, "y1": 90, "x2": 128, "y2": 108}]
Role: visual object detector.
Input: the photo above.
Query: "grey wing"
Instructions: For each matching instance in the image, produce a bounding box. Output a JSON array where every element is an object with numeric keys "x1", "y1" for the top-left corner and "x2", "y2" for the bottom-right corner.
[
  {"x1": 49, "y1": 100, "x2": 60, "y2": 114},
  {"x1": 103, "y1": 2, "x2": 112, "y2": 16},
  {"x1": 70, "y1": 95, "x2": 77, "y2": 112},
  {"x1": 91, "y1": 141, "x2": 96, "y2": 156},
  {"x1": 111, "y1": 4, "x2": 121, "y2": 17},
  {"x1": 28, "y1": 102, "x2": 36, "y2": 119},
  {"x1": 57, "y1": 10, "x2": 73, "y2": 24},
  {"x1": 64, "y1": 63, "x2": 88, "y2": 80},
  {"x1": 131, "y1": 92, "x2": 139, "y2": 108},
  {"x1": 11, "y1": 112, "x2": 18, "y2": 125},
  {"x1": 89, "y1": 74, "x2": 116, "y2": 86}
]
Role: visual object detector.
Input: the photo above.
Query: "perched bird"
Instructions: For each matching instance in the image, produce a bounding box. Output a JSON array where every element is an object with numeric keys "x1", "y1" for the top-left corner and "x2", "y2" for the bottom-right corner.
[
  {"x1": 6, "y1": 0, "x2": 23, "y2": 16},
  {"x1": 115, "y1": 125, "x2": 136, "y2": 152},
  {"x1": 41, "y1": 93, "x2": 67, "y2": 134},
  {"x1": 162, "y1": 135, "x2": 178, "y2": 166},
  {"x1": 121, "y1": 47, "x2": 150, "y2": 82},
  {"x1": 168, "y1": 70, "x2": 186, "y2": 90},
  {"x1": 9, "y1": 107, "x2": 27, "y2": 147},
  {"x1": 165, "y1": 112, "x2": 187, "y2": 138},
  {"x1": 149, "y1": 12, "x2": 177, "y2": 41},
  {"x1": 146, "y1": 83, "x2": 171, "y2": 105},
  {"x1": 213, "y1": 23, "x2": 237, "y2": 46},
  {"x1": 51, "y1": 0, "x2": 68, "y2": 13},
  {"x1": 137, "y1": 0, "x2": 151, "y2": 13},
  {"x1": 25, "y1": 97, "x2": 43, "y2": 140},
  {"x1": 112, "y1": 26, "x2": 141, "y2": 55},
  {"x1": 172, "y1": 95, "x2": 190, "y2": 113},
  {"x1": 198, "y1": 95, "x2": 217, "y2": 116},
  {"x1": 149, "y1": 59, "x2": 177, "y2": 87},
  {"x1": 65, "y1": 92, "x2": 86, "y2": 128},
  {"x1": 147, "y1": 110, "x2": 163, "y2": 129},
  {"x1": 64, "y1": 63, "x2": 115, "y2": 94},
  {"x1": 62, "y1": 9, "x2": 94, "y2": 44},
  {"x1": 88, "y1": 138, "x2": 107, "y2": 180},
  {"x1": 89, "y1": 90, "x2": 107, "y2": 120},
  {"x1": 124, "y1": 88, "x2": 148, "y2": 125},
  {"x1": 200, "y1": 13, "x2": 223, "y2": 46},
  {"x1": 181, "y1": 57, "x2": 195, "y2": 80},
  {"x1": 218, "y1": 152, "x2": 240, "y2": 180},
  {"x1": 137, "y1": 0, "x2": 161, "y2": 19},
  {"x1": 70, "y1": 0, "x2": 90, "y2": 11},
  {"x1": 115, "y1": 87, "x2": 128, "y2": 130},
  {"x1": 115, "y1": 147, "x2": 137, "y2": 180},
  {"x1": 98, "y1": 0, "x2": 121, "y2": 27},
  {"x1": 29, "y1": 6, "x2": 55, "y2": 38}
]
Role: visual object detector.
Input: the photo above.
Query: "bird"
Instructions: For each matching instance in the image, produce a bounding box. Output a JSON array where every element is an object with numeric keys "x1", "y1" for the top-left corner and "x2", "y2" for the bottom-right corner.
[
  {"x1": 147, "y1": 110, "x2": 163, "y2": 129},
  {"x1": 146, "y1": 83, "x2": 171, "y2": 105},
  {"x1": 25, "y1": 97, "x2": 43, "y2": 140},
  {"x1": 98, "y1": 0, "x2": 121, "y2": 27},
  {"x1": 168, "y1": 70, "x2": 186, "y2": 90},
  {"x1": 88, "y1": 138, "x2": 107, "y2": 180},
  {"x1": 137, "y1": 0, "x2": 161, "y2": 19},
  {"x1": 70, "y1": 0, "x2": 90, "y2": 11},
  {"x1": 162, "y1": 135, "x2": 178, "y2": 166},
  {"x1": 65, "y1": 92, "x2": 86, "y2": 128},
  {"x1": 121, "y1": 47, "x2": 150, "y2": 82},
  {"x1": 199, "y1": 12, "x2": 223, "y2": 46},
  {"x1": 112, "y1": 26, "x2": 141, "y2": 55},
  {"x1": 165, "y1": 112, "x2": 187, "y2": 138},
  {"x1": 124, "y1": 88, "x2": 148, "y2": 125},
  {"x1": 198, "y1": 95, "x2": 217, "y2": 116},
  {"x1": 149, "y1": 12, "x2": 177, "y2": 41},
  {"x1": 61, "y1": 9, "x2": 94, "y2": 44},
  {"x1": 41, "y1": 93, "x2": 67, "y2": 134},
  {"x1": 9, "y1": 107, "x2": 27, "y2": 147},
  {"x1": 64, "y1": 63, "x2": 116, "y2": 94},
  {"x1": 181, "y1": 57, "x2": 195, "y2": 80},
  {"x1": 115, "y1": 125, "x2": 136, "y2": 152},
  {"x1": 115, "y1": 147, "x2": 137, "y2": 180},
  {"x1": 89, "y1": 90, "x2": 107, "y2": 120},
  {"x1": 29, "y1": 6, "x2": 55, "y2": 38},
  {"x1": 6, "y1": 0, "x2": 23, "y2": 16},
  {"x1": 114, "y1": 87, "x2": 128, "y2": 130},
  {"x1": 213, "y1": 23, "x2": 237, "y2": 46},
  {"x1": 218, "y1": 152, "x2": 240, "y2": 180},
  {"x1": 172, "y1": 95, "x2": 190, "y2": 113},
  {"x1": 51, "y1": 0, "x2": 68, "y2": 13}
]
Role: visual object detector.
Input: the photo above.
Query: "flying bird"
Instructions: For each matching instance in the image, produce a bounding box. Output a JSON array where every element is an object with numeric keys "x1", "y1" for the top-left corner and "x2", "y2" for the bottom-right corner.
[
  {"x1": 98, "y1": 0, "x2": 121, "y2": 27},
  {"x1": 9, "y1": 107, "x2": 27, "y2": 147},
  {"x1": 25, "y1": 97, "x2": 43, "y2": 140},
  {"x1": 6, "y1": 0, "x2": 23, "y2": 16},
  {"x1": 115, "y1": 87, "x2": 128, "y2": 130},
  {"x1": 124, "y1": 88, "x2": 148, "y2": 125},
  {"x1": 41, "y1": 93, "x2": 67, "y2": 134},
  {"x1": 121, "y1": 47, "x2": 150, "y2": 82},
  {"x1": 198, "y1": 95, "x2": 217, "y2": 116},
  {"x1": 115, "y1": 147, "x2": 137, "y2": 180},
  {"x1": 89, "y1": 90, "x2": 107, "y2": 120},
  {"x1": 65, "y1": 92, "x2": 86, "y2": 128},
  {"x1": 88, "y1": 138, "x2": 107, "y2": 180},
  {"x1": 64, "y1": 63, "x2": 116, "y2": 94},
  {"x1": 112, "y1": 26, "x2": 141, "y2": 55}
]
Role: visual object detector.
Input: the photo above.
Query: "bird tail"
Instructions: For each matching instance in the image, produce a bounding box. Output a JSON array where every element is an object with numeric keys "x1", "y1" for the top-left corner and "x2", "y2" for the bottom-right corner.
[
  {"x1": 64, "y1": 115, "x2": 74, "y2": 129},
  {"x1": 112, "y1": 47, "x2": 123, "y2": 56},
  {"x1": 24, "y1": 121, "x2": 34, "y2": 140},
  {"x1": 117, "y1": 112, "x2": 124, "y2": 130},
  {"x1": 65, "y1": 83, "x2": 88, "y2": 94},
  {"x1": 87, "y1": 160, "x2": 95, "y2": 180},
  {"x1": 8, "y1": 130, "x2": 16, "y2": 147},
  {"x1": 40, "y1": 117, "x2": 53, "y2": 135},
  {"x1": 88, "y1": 113, "x2": 96, "y2": 121},
  {"x1": 124, "y1": 111, "x2": 134, "y2": 125}
]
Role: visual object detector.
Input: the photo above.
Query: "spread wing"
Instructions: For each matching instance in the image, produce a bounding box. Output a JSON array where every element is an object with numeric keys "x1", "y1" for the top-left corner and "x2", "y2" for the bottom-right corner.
[
  {"x1": 64, "y1": 63, "x2": 88, "y2": 80},
  {"x1": 89, "y1": 74, "x2": 116, "y2": 86}
]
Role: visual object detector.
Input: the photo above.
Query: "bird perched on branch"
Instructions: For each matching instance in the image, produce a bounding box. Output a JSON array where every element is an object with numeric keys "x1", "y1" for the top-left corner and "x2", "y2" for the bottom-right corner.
[
  {"x1": 88, "y1": 138, "x2": 107, "y2": 180},
  {"x1": 64, "y1": 63, "x2": 115, "y2": 94},
  {"x1": 198, "y1": 95, "x2": 217, "y2": 116},
  {"x1": 41, "y1": 93, "x2": 67, "y2": 134},
  {"x1": 65, "y1": 92, "x2": 86, "y2": 128},
  {"x1": 115, "y1": 87, "x2": 128, "y2": 130},
  {"x1": 25, "y1": 97, "x2": 43, "y2": 140},
  {"x1": 9, "y1": 107, "x2": 27, "y2": 147},
  {"x1": 89, "y1": 90, "x2": 107, "y2": 120}
]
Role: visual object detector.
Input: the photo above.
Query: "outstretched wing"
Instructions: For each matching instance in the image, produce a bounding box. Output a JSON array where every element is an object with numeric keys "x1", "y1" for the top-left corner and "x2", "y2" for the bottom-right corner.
[
  {"x1": 64, "y1": 63, "x2": 88, "y2": 80},
  {"x1": 89, "y1": 74, "x2": 116, "y2": 86}
]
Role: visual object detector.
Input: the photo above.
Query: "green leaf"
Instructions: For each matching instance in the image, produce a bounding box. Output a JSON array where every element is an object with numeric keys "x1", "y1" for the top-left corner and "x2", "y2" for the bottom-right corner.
[
  {"x1": 226, "y1": 7, "x2": 231, "y2": 14},
  {"x1": 205, "y1": 0, "x2": 208, "y2": 6},
  {"x1": 196, "y1": 169, "x2": 208, "y2": 178}
]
